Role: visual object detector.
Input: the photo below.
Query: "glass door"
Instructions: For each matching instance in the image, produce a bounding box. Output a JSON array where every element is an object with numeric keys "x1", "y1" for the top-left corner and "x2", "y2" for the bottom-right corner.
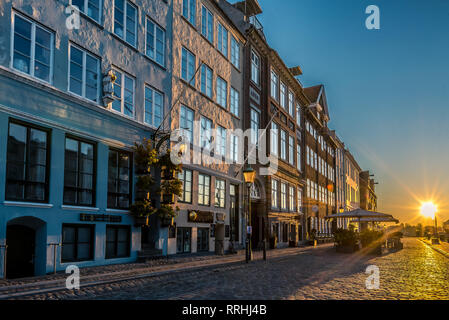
[{"x1": 176, "y1": 227, "x2": 191, "y2": 253}]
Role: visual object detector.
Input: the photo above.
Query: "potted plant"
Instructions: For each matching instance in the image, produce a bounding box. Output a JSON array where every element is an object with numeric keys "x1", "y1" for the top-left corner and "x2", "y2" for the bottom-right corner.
[
  {"x1": 158, "y1": 204, "x2": 179, "y2": 227},
  {"x1": 130, "y1": 199, "x2": 156, "y2": 227},
  {"x1": 334, "y1": 228, "x2": 359, "y2": 253},
  {"x1": 360, "y1": 229, "x2": 384, "y2": 255}
]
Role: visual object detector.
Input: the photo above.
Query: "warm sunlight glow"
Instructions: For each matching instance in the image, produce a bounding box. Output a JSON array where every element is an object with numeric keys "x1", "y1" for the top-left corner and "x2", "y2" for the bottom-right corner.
[{"x1": 420, "y1": 202, "x2": 437, "y2": 219}]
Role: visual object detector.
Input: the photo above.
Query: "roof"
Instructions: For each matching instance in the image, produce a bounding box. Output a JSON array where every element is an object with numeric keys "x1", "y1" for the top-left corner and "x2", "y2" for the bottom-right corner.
[
  {"x1": 233, "y1": 0, "x2": 263, "y2": 16},
  {"x1": 304, "y1": 84, "x2": 330, "y2": 120}
]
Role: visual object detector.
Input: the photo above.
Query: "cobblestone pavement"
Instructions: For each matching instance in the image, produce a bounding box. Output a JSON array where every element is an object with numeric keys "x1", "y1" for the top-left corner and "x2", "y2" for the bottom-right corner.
[{"x1": 9, "y1": 238, "x2": 449, "y2": 300}]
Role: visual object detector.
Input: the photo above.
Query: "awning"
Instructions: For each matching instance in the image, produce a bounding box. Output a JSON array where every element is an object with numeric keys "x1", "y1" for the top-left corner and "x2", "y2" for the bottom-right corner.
[{"x1": 324, "y1": 208, "x2": 395, "y2": 220}]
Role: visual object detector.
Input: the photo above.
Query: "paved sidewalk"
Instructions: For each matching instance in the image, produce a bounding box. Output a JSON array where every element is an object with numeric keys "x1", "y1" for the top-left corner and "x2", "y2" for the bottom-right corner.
[
  {"x1": 0, "y1": 244, "x2": 332, "y2": 293},
  {"x1": 420, "y1": 238, "x2": 449, "y2": 258}
]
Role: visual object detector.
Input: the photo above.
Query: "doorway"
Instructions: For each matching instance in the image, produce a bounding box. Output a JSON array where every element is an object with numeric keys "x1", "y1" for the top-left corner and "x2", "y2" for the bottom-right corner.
[
  {"x1": 197, "y1": 228, "x2": 209, "y2": 252},
  {"x1": 176, "y1": 227, "x2": 191, "y2": 254},
  {"x1": 6, "y1": 225, "x2": 35, "y2": 279}
]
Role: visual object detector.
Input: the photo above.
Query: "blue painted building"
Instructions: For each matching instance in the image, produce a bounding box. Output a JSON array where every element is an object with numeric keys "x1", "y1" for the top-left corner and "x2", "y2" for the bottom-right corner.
[{"x1": 0, "y1": 0, "x2": 173, "y2": 278}]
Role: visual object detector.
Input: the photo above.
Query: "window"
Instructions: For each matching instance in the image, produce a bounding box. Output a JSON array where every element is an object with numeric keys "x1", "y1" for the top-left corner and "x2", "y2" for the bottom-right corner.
[
  {"x1": 215, "y1": 179, "x2": 225, "y2": 208},
  {"x1": 289, "y1": 186, "x2": 295, "y2": 212},
  {"x1": 200, "y1": 64, "x2": 213, "y2": 98},
  {"x1": 198, "y1": 174, "x2": 210, "y2": 206},
  {"x1": 201, "y1": 6, "x2": 213, "y2": 42},
  {"x1": 280, "y1": 83, "x2": 286, "y2": 108},
  {"x1": 297, "y1": 189, "x2": 302, "y2": 213},
  {"x1": 107, "y1": 149, "x2": 131, "y2": 209},
  {"x1": 181, "y1": 47, "x2": 196, "y2": 84},
  {"x1": 288, "y1": 91, "x2": 294, "y2": 117},
  {"x1": 146, "y1": 18, "x2": 165, "y2": 66},
  {"x1": 271, "y1": 70, "x2": 279, "y2": 100},
  {"x1": 306, "y1": 146, "x2": 310, "y2": 166},
  {"x1": 114, "y1": 0, "x2": 137, "y2": 46},
  {"x1": 230, "y1": 134, "x2": 239, "y2": 163},
  {"x1": 71, "y1": 0, "x2": 101, "y2": 22},
  {"x1": 200, "y1": 116, "x2": 213, "y2": 149},
  {"x1": 271, "y1": 179, "x2": 278, "y2": 208},
  {"x1": 178, "y1": 169, "x2": 192, "y2": 203},
  {"x1": 6, "y1": 121, "x2": 49, "y2": 202},
  {"x1": 296, "y1": 103, "x2": 301, "y2": 126},
  {"x1": 230, "y1": 87, "x2": 239, "y2": 117},
  {"x1": 280, "y1": 183, "x2": 287, "y2": 210},
  {"x1": 251, "y1": 50, "x2": 260, "y2": 85},
  {"x1": 183, "y1": 0, "x2": 196, "y2": 25},
  {"x1": 106, "y1": 226, "x2": 130, "y2": 259},
  {"x1": 270, "y1": 122, "x2": 278, "y2": 156},
  {"x1": 61, "y1": 224, "x2": 94, "y2": 262},
  {"x1": 69, "y1": 44, "x2": 100, "y2": 102},
  {"x1": 250, "y1": 108, "x2": 260, "y2": 145},
  {"x1": 231, "y1": 36, "x2": 240, "y2": 69},
  {"x1": 145, "y1": 86, "x2": 163, "y2": 128},
  {"x1": 288, "y1": 136, "x2": 294, "y2": 165},
  {"x1": 216, "y1": 126, "x2": 226, "y2": 156},
  {"x1": 12, "y1": 13, "x2": 54, "y2": 83},
  {"x1": 180, "y1": 105, "x2": 194, "y2": 144},
  {"x1": 296, "y1": 143, "x2": 301, "y2": 171},
  {"x1": 280, "y1": 130, "x2": 287, "y2": 160},
  {"x1": 217, "y1": 22, "x2": 228, "y2": 57},
  {"x1": 216, "y1": 77, "x2": 227, "y2": 107},
  {"x1": 112, "y1": 70, "x2": 134, "y2": 117},
  {"x1": 307, "y1": 179, "x2": 310, "y2": 198},
  {"x1": 64, "y1": 137, "x2": 95, "y2": 206}
]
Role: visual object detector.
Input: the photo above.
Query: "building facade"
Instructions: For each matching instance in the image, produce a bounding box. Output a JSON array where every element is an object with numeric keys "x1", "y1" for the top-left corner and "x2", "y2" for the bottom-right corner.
[
  {"x1": 0, "y1": 0, "x2": 173, "y2": 278},
  {"x1": 166, "y1": 0, "x2": 246, "y2": 255},
  {"x1": 359, "y1": 170, "x2": 377, "y2": 212},
  {"x1": 303, "y1": 85, "x2": 337, "y2": 237}
]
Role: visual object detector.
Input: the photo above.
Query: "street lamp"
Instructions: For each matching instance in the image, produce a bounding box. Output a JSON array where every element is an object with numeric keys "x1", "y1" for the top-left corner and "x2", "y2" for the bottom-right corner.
[{"x1": 243, "y1": 166, "x2": 256, "y2": 263}]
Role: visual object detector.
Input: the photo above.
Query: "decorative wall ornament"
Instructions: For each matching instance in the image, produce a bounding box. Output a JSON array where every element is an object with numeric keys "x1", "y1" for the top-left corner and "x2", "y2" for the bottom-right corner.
[{"x1": 102, "y1": 69, "x2": 116, "y2": 106}]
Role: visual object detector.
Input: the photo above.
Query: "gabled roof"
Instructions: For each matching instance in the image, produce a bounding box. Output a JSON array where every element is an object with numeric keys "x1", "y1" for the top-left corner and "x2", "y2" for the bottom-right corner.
[{"x1": 304, "y1": 84, "x2": 330, "y2": 121}]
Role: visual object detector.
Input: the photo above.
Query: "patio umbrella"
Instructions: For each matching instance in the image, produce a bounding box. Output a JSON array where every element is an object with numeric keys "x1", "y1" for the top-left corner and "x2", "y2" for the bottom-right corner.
[
  {"x1": 324, "y1": 208, "x2": 394, "y2": 219},
  {"x1": 324, "y1": 209, "x2": 398, "y2": 231},
  {"x1": 359, "y1": 216, "x2": 399, "y2": 223}
]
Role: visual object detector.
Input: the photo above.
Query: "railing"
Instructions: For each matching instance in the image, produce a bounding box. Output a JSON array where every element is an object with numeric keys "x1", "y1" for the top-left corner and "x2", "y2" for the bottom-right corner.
[{"x1": 249, "y1": 15, "x2": 263, "y2": 31}]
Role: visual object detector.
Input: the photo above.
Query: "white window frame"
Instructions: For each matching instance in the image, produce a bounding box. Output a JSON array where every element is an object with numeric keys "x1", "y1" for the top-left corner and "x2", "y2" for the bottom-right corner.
[
  {"x1": 70, "y1": 0, "x2": 102, "y2": 23},
  {"x1": 214, "y1": 178, "x2": 226, "y2": 208},
  {"x1": 250, "y1": 108, "x2": 260, "y2": 146},
  {"x1": 113, "y1": 0, "x2": 137, "y2": 47},
  {"x1": 200, "y1": 63, "x2": 213, "y2": 98},
  {"x1": 181, "y1": 47, "x2": 196, "y2": 84},
  {"x1": 280, "y1": 82, "x2": 286, "y2": 108},
  {"x1": 280, "y1": 130, "x2": 287, "y2": 160},
  {"x1": 183, "y1": 0, "x2": 196, "y2": 25},
  {"x1": 111, "y1": 68, "x2": 135, "y2": 118},
  {"x1": 230, "y1": 36, "x2": 240, "y2": 69},
  {"x1": 230, "y1": 87, "x2": 239, "y2": 117},
  {"x1": 146, "y1": 17, "x2": 166, "y2": 66},
  {"x1": 200, "y1": 116, "x2": 213, "y2": 150},
  {"x1": 288, "y1": 91, "x2": 294, "y2": 116},
  {"x1": 217, "y1": 22, "x2": 228, "y2": 57},
  {"x1": 216, "y1": 126, "x2": 226, "y2": 157},
  {"x1": 180, "y1": 105, "x2": 194, "y2": 144},
  {"x1": 68, "y1": 44, "x2": 100, "y2": 103},
  {"x1": 201, "y1": 5, "x2": 213, "y2": 42},
  {"x1": 11, "y1": 12, "x2": 55, "y2": 84},
  {"x1": 271, "y1": 70, "x2": 279, "y2": 101},
  {"x1": 270, "y1": 122, "x2": 278, "y2": 156},
  {"x1": 216, "y1": 76, "x2": 228, "y2": 108},
  {"x1": 251, "y1": 50, "x2": 260, "y2": 85},
  {"x1": 288, "y1": 135, "x2": 294, "y2": 165},
  {"x1": 144, "y1": 85, "x2": 164, "y2": 128},
  {"x1": 230, "y1": 134, "x2": 239, "y2": 163},
  {"x1": 271, "y1": 179, "x2": 278, "y2": 209},
  {"x1": 297, "y1": 143, "x2": 301, "y2": 171},
  {"x1": 280, "y1": 182, "x2": 287, "y2": 210}
]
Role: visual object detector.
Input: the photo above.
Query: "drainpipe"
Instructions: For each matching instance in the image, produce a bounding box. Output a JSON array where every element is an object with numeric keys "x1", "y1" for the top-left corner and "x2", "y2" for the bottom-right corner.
[{"x1": 0, "y1": 244, "x2": 7, "y2": 279}]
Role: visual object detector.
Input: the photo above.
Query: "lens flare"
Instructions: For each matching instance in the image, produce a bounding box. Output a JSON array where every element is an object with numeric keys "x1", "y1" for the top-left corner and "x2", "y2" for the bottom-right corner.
[{"x1": 420, "y1": 202, "x2": 437, "y2": 219}]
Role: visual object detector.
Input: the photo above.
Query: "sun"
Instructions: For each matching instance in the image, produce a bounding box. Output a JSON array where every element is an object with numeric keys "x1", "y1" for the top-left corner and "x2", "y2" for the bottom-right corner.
[{"x1": 420, "y1": 202, "x2": 437, "y2": 219}]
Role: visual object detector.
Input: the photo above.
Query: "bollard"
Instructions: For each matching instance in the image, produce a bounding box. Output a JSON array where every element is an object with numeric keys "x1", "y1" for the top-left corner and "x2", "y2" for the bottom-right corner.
[{"x1": 263, "y1": 239, "x2": 267, "y2": 261}]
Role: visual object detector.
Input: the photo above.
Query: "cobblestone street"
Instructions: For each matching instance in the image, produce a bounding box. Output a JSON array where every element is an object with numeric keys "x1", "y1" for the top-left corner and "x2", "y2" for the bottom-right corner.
[{"x1": 9, "y1": 238, "x2": 447, "y2": 300}]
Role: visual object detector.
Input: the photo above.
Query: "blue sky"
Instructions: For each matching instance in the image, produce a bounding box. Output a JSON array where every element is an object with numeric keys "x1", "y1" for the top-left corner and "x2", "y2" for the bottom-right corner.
[{"x1": 257, "y1": 0, "x2": 449, "y2": 224}]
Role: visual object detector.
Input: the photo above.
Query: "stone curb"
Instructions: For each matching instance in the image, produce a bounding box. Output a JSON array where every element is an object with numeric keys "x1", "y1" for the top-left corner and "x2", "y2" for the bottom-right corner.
[{"x1": 418, "y1": 239, "x2": 449, "y2": 259}]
